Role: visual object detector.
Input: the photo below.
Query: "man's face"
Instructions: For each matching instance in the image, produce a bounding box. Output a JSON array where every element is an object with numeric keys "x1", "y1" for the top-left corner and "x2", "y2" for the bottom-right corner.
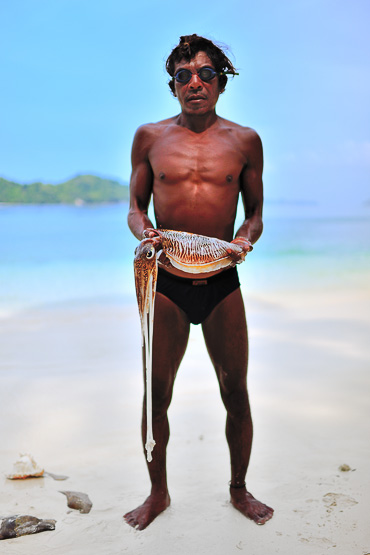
[{"x1": 173, "y1": 51, "x2": 223, "y2": 116}]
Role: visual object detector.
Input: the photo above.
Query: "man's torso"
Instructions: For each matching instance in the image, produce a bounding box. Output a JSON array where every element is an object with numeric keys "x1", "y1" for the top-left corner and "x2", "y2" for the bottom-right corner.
[{"x1": 144, "y1": 116, "x2": 253, "y2": 277}]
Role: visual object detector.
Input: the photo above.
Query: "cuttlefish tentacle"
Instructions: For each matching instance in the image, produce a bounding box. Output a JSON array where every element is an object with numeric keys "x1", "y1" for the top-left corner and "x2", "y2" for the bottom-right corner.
[
  {"x1": 134, "y1": 240, "x2": 158, "y2": 462},
  {"x1": 134, "y1": 230, "x2": 250, "y2": 462}
]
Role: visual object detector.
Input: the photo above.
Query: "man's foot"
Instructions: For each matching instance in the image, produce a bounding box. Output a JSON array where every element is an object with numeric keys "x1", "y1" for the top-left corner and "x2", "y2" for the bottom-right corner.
[
  {"x1": 124, "y1": 492, "x2": 170, "y2": 530},
  {"x1": 230, "y1": 486, "x2": 274, "y2": 525}
]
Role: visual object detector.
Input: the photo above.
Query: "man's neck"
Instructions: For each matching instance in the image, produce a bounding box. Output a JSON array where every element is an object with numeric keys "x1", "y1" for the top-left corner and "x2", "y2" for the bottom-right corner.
[{"x1": 176, "y1": 111, "x2": 218, "y2": 133}]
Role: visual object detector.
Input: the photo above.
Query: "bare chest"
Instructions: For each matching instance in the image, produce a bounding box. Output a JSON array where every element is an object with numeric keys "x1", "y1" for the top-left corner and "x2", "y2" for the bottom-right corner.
[{"x1": 149, "y1": 129, "x2": 246, "y2": 186}]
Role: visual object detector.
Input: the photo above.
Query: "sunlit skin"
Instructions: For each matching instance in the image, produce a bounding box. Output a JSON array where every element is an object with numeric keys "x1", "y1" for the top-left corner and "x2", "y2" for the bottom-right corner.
[{"x1": 125, "y1": 51, "x2": 274, "y2": 530}]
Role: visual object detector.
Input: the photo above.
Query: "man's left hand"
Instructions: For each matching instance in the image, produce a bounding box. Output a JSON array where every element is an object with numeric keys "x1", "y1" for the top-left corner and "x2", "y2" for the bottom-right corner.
[{"x1": 231, "y1": 237, "x2": 253, "y2": 253}]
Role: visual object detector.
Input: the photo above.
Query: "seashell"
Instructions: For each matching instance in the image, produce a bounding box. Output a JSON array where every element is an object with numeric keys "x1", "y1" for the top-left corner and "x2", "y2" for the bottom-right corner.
[
  {"x1": 0, "y1": 515, "x2": 56, "y2": 540},
  {"x1": 338, "y1": 464, "x2": 352, "y2": 472},
  {"x1": 59, "y1": 491, "x2": 93, "y2": 513},
  {"x1": 7, "y1": 453, "x2": 44, "y2": 480}
]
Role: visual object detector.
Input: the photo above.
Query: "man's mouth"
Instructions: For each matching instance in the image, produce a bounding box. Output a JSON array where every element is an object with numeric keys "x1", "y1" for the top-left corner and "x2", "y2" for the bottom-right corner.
[{"x1": 187, "y1": 95, "x2": 206, "y2": 102}]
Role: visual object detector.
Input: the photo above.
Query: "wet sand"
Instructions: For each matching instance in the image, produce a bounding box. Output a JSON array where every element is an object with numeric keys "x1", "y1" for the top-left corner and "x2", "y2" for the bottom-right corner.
[{"x1": 0, "y1": 284, "x2": 369, "y2": 554}]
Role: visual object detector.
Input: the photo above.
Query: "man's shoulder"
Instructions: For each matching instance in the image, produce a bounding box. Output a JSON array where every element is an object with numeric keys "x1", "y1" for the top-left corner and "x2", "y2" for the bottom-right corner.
[
  {"x1": 133, "y1": 118, "x2": 177, "y2": 148},
  {"x1": 135, "y1": 117, "x2": 177, "y2": 135},
  {"x1": 219, "y1": 117, "x2": 261, "y2": 140},
  {"x1": 218, "y1": 118, "x2": 262, "y2": 153}
]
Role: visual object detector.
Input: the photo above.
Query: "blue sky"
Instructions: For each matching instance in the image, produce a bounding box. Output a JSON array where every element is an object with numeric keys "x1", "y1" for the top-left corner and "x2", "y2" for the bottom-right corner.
[{"x1": 1, "y1": 0, "x2": 369, "y2": 212}]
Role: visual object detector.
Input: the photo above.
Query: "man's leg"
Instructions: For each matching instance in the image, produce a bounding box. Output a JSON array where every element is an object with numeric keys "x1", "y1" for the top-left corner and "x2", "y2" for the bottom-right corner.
[
  {"x1": 201, "y1": 288, "x2": 273, "y2": 524},
  {"x1": 124, "y1": 292, "x2": 190, "y2": 530}
]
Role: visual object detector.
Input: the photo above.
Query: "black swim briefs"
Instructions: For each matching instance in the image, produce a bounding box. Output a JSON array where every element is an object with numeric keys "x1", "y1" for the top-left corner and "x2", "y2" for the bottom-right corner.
[{"x1": 156, "y1": 266, "x2": 240, "y2": 325}]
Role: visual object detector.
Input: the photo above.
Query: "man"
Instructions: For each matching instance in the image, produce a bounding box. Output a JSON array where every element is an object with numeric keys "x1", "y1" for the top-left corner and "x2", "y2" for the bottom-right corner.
[{"x1": 124, "y1": 34, "x2": 274, "y2": 530}]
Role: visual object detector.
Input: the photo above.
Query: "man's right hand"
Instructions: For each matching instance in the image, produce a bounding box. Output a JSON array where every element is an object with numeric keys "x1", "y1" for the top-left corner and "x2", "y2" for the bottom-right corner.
[
  {"x1": 142, "y1": 228, "x2": 163, "y2": 250},
  {"x1": 142, "y1": 229, "x2": 174, "y2": 268},
  {"x1": 143, "y1": 228, "x2": 161, "y2": 239}
]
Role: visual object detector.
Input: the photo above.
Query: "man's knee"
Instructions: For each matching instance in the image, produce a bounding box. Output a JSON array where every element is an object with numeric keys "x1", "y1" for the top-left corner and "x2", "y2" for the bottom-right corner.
[
  {"x1": 149, "y1": 375, "x2": 174, "y2": 417},
  {"x1": 218, "y1": 373, "x2": 250, "y2": 417},
  {"x1": 217, "y1": 363, "x2": 246, "y2": 393}
]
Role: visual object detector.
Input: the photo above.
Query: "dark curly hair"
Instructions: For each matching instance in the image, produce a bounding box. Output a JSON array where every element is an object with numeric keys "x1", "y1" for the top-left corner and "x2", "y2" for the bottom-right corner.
[{"x1": 166, "y1": 34, "x2": 238, "y2": 96}]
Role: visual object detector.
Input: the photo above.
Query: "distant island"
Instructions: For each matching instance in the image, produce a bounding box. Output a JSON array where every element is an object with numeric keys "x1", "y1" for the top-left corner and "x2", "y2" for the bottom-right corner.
[{"x1": 0, "y1": 175, "x2": 129, "y2": 204}]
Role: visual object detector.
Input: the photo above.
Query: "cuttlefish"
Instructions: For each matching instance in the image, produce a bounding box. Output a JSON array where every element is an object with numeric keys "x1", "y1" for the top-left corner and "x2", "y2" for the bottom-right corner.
[{"x1": 134, "y1": 229, "x2": 250, "y2": 462}]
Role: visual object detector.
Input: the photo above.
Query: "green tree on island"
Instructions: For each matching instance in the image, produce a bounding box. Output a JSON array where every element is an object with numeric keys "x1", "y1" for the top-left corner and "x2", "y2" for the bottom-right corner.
[{"x1": 0, "y1": 175, "x2": 129, "y2": 204}]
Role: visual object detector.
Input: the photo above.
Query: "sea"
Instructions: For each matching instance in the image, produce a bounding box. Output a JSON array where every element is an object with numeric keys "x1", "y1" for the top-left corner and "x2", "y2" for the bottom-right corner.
[{"x1": 0, "y1": 201, "x2": 369, "y2": 317}]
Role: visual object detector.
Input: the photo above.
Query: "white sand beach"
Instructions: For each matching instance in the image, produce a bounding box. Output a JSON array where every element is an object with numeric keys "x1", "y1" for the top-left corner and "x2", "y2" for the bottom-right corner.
[{"x1": 0, "y1": 282, "x2": 369, "y2": 555}]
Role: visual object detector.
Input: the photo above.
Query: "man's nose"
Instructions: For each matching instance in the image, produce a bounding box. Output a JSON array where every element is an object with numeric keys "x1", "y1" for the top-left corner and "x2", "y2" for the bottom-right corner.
[{"x1": 189, "y1": 73, "x2": 203, "y2": 89}]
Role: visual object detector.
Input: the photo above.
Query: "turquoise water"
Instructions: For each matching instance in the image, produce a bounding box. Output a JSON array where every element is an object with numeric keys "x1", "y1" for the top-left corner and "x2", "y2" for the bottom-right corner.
[{"x1": 1, "y1": 203, "x2": 369, "y2": 315}]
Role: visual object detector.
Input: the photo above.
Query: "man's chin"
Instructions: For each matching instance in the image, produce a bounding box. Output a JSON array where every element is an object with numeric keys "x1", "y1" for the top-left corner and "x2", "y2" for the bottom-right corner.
[{"x1": 184, "y1": 104, "x2": 211, "y2": 115}]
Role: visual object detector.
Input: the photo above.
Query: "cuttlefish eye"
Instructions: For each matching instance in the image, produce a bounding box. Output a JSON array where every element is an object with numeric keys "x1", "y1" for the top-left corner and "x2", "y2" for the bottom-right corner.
[{"x1": 146, "y1": 247, "x2": 155, "y2": 259}]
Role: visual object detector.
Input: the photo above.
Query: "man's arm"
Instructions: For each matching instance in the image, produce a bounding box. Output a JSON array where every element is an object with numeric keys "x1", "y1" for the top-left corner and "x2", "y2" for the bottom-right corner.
[
  {"x1": 232, "y1": 129, "x2": 264, "y2": 251},
  {"x1": 127, "y1": 125, "x2": 157, "y2": 241}
]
